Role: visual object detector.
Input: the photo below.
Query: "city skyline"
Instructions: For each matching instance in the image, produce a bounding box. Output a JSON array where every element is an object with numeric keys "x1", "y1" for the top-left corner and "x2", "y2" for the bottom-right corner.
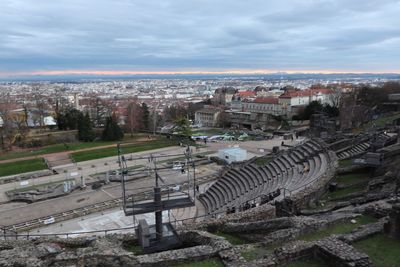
[{"x1": 1, "y1": 0, "x2": 400, "y2": 77}]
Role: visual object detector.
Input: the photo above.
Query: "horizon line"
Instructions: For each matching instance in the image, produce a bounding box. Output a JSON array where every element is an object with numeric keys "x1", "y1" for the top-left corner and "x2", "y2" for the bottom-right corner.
[{"x1": 1, "y1": 69, "x2": 400, "y2": 78}]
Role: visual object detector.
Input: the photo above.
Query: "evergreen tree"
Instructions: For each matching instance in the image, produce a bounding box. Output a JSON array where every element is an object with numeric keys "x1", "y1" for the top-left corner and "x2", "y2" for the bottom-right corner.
[
  {"x1": 141, "y1": 103, "x2": 150, "y2": 131},
  {"x1": 56, "y1": 107, "x2": 82, "y2": 130},
  {"x1": 102, "y1": 116, "x2": 124, "y2": 141},
  {"x1": 175, "y1": 117, "x2": 192, "y2": 137},
  {"x1": 78, "y1": 112, "x2": 95, "y2": 142}
]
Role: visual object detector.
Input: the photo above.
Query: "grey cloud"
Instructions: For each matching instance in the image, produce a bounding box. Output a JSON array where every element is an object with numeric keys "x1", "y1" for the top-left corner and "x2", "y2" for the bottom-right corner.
[{"x1": 0, "y1": 0, "x2": 399, "y2": 73}]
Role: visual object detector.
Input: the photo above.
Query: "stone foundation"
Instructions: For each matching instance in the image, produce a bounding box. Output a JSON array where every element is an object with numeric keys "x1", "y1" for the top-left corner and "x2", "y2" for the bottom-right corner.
[
  {"x1": 384, "y1": 203, "x2": 400, "y2": 239},
  {"x1": 315, "y1": 237, "x2": 371, "y2": 267}
]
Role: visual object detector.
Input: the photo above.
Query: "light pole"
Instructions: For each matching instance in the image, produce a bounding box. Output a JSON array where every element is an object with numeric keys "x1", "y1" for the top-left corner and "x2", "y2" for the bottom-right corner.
[{"x1": 153, "y1": 100, "x2": 160, "y2": 136}]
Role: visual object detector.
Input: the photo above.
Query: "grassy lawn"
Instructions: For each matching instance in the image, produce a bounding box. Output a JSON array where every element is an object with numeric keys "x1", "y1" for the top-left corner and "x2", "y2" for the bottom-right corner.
[
  {"x1": 214, "y1": 231, "x2": 248, "y2": 245},
  {"x1": 339, "y1": 159, "x2": 352, "y2": 168},
  {"x1": 0, "y1": 134, "x2": 150, "y2": 161},
  {"x1": 363, "y1": 112, "x2": 400, "y2": 130},
  {"x1": 322, "y1": 183, "x2": 366, "y2": 201},
  {"x1": 286, "y1": 259, "x2": 328, "y2": 267},
  {"x1": 0, "y1": 141, "x2": 117, "y2": 161},
  {"x1": 0, "y1": 158, "x2": 47, "y2": 177},
  {"x1": 241, "y1": 246, "x2": 269, "y2": 261},
  {"x1": 354, "y1": 234, "x2": 400, "y2": 267},
  {"x1": 335, "y1": 172, "x2": 370, "y2": 186},
  {"x1": 298, "y1": 215, "x2": 377, "y2": 242},
  {"x1": 71, "y1": 139, "x2": 178, "y2": 162},
  {"x1": 172, "y1": 258, "x2": 224, "y2": 267},
  {"x1": 319, "y1": 170, "x2": 370, "y2": 202}
]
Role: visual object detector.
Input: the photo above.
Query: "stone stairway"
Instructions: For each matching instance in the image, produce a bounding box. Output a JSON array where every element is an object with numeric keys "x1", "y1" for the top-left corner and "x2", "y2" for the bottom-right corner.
[{"x1": 45, "y1": 153, "x2": 74, "y2": 169}]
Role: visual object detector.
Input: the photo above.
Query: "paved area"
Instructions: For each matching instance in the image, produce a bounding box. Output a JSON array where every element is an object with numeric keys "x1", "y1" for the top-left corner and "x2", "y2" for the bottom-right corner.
[
  {"x1": 0, "y1": 136, "x2": 303, "y2": 229},
  {"x1": 0, "y1": 162, "x2": 219, "y2": 226},
  {"x1": 27, "y1": 208, "x2": 171, "y2": 236},
  {"x1": 0, "y1": 146, "x2": 185, "y2": 203}
]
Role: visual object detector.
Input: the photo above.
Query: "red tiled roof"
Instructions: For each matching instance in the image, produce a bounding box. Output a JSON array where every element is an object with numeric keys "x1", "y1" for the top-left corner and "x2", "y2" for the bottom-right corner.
[
  {"x1": 279, "y1": 89, "x2": 334, "y2": 99},
  {"x1": 310, "y1": 88, "x2": 334, "y2": 95},
  {"x1": 279, "y1": 90, "x2": 311, "y2": 98},
  {"x1": 253, "y1": 96, "x2": 279, "y2": 104},
  {"x1": 237, "y1": 90, "x2": 256, "y2": 97}
]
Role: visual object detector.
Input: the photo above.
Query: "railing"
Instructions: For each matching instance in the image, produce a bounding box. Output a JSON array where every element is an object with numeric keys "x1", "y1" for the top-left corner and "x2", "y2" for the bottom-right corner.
[
  {"x1": 0, "y1": 209, "x2": 230, "y2": 240},
  {"x1": 1, "y1": 225, "x2": 137, "y2": 240},
  {"x1": 0, "y1": 177, "x2": 327, "y2": 241}
]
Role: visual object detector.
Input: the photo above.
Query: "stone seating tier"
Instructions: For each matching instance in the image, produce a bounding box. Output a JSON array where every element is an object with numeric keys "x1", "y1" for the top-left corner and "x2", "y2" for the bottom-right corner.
[{"x1": 198, "y1": 140, "x2": 335, "y2": 215}]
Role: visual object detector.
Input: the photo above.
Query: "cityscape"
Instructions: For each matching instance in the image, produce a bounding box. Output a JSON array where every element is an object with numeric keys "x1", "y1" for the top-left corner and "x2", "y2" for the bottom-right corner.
[{"x1": 0, "y1": 1, "x2": 400, "y2": 267}]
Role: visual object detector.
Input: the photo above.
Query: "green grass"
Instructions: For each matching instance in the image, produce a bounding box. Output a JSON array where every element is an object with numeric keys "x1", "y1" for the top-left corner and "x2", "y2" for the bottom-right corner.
[
  {"x1": 71, "y1": 139, "x2": 178, "y2": 162},
  {"x1": 241, "y1": 246, "x2": 269, "y2": 261},
  {"x1": 214, "y1": 231, "x2": 247, "y2": 245},
  {"x1": 0, "y1": 134, "x2": 150, "y2": 161},
  {"x1": 125, "y1": 244, "x2": 144, "y2": 255},
  {"x1": 354, "y1": 234, "x2": 400, "y2": 267},
  {"x1": 172, "y1": 258, "x2": 224, "y2": 267},
  {"x1": 286, "y1": 259, "x2": 328, "y2": 267},
  {"x1": 298, "y1": 215, "x2": 377, "y2": 242},
  {"x1": 339, "y1": 159, "x2": 352, "y2": 168},
  {"x1": 0, "y1": 158, "x2": 47, "y2": 177},
  {"x1": 322, "y1": 183, "x2": 365, "y2": 201},
  {"x1": 335, "y1": 172, "x2": 370, "y2": 186},
  {"x1": 0, "y1": 141, "x2": 115, "y2": 161},
  {"x1": 363, "y1": 112, "x2": 400, "y2": 130}
]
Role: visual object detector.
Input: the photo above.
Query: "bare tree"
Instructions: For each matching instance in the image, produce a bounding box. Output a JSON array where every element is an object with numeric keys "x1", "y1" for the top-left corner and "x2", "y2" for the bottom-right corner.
[
  {"x1": 87, "y1": 97, "x2": 113, "y2": 127},
  {"x1": 0, "y1": 94, "x2": 16, "y2": 150},
  {"x1": 11, "y1": 111, "x2": 29, "y2": 145},
  {"x1": 31, "y1": 92, "x2": 49, "y2": 129},
  {"x1": 328, "y1": 87, "x2": 342, "y2": 108},
  {"x1": 126, "y1": 101, "x2": 142, "y2": 136},
  {"x1": 217, "y1": 111, "x2": 231, "y2": 128}
]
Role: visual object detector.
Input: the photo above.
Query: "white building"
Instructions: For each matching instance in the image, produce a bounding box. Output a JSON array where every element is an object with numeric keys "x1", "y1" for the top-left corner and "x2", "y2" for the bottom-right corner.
[
  {"x1": 278, "y1": 88, "x2": 335, "y2": 107},
  {"x1": 242, "y1": 97, "x2": 286, "y2": 116},
  {"x1": 218, "y1": 147, "x2": 247, "y2": 164}
]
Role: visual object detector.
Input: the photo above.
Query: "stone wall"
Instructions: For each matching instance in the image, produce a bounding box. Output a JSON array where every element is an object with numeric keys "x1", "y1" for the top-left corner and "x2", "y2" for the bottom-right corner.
[
  {"x1": 182, "y1": 203, "x2": 275, "y2": 232},
  {"x1": 315, "y1": 237, "x2": 371, "y2": 267},
  {"x1": 384, "y1": 203, "x2": 400, "y2": 239},
  {"x1": 0, "y1": 169, "x2": 53, "y2": 185}
]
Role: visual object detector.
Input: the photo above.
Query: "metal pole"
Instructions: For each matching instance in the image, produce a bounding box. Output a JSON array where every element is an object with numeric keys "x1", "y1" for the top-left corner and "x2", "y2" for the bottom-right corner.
[
  {"x1": 154, "y1": 186, "x2": 163, "y2": 241},
  {"x1": 153, "y1": 158, "x2": 163, "y2": 241},
  {"x1": 117, "y1": 144, "x2": 126, "y2": 210},
  {"x1": 153, "y1": 101, "x2": 158, "y2": 136},
  {"x1": 132, "y1": 197, "x2": 135, "y2": 227},
  {"x1": 193, "y1": 161, "x2": 196, "y2": 199}
]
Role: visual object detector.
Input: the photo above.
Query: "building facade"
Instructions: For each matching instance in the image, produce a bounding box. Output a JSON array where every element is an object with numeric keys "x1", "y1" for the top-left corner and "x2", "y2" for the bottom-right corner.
[{"x1": 194, "y1": 107, "x2": 221, "y2": 127}]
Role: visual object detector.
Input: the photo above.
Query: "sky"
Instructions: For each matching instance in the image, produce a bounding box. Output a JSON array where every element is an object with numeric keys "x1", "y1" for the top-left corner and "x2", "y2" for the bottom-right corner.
[{"x1": 1, "y1": 0, "x2": 400, "y2": 77}]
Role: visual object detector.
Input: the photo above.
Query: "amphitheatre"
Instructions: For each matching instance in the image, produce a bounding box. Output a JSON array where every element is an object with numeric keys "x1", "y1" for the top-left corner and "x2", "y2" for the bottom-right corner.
[{"x1": 1, "y1": 117, "x2": 400, "y2": 267}]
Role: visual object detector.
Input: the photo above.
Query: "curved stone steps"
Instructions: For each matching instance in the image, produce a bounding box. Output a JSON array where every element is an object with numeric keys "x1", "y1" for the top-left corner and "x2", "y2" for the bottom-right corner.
[{"x1": 199, "y1": 140, "x2": 336, "y2": 215}]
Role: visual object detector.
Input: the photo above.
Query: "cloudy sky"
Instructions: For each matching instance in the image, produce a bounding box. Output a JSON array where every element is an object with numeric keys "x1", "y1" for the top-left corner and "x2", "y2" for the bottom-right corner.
[{"x1": 1, "y1": 0, "x2": 400, "y2": 76}]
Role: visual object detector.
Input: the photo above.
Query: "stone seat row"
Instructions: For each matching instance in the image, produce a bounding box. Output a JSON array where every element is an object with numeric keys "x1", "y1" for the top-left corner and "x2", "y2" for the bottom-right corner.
[{"x1": 198, "y1": 140, "x2": 331, "y2": 215}]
